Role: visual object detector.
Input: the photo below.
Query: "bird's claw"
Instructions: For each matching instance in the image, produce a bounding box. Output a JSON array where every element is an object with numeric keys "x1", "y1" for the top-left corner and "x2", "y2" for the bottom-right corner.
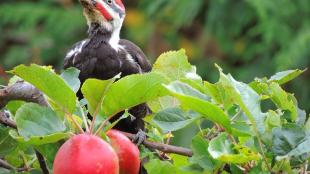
[{"x1": 132, "y1": 129, "x2": 146, "y2": 146}]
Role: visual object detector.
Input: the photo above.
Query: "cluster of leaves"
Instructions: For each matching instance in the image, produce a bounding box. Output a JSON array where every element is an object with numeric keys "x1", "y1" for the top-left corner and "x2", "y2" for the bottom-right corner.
[
  {"x1": 0, "y1": 50, "x2": 309, "y2": 173},
  {"x1": 1, "y1": 0, "x2": 309, "y2": 112},
  {"x1": 140, "y1": 0, "x2": 310, "y2": 113}
]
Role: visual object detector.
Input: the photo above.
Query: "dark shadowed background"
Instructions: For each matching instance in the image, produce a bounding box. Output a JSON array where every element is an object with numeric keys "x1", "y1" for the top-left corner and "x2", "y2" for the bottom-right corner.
[{"x1": 0, "y1": 0, "x2": 309, "y2": 146}]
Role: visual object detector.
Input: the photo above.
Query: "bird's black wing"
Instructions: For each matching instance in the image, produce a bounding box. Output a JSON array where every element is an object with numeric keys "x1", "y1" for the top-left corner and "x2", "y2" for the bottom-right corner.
[
  {"x1": 119, "y1": 39, "x2": 152, "y2": 73},
  {"x1": 63, "y1": 39, "x2": 89, "y2": 69}
]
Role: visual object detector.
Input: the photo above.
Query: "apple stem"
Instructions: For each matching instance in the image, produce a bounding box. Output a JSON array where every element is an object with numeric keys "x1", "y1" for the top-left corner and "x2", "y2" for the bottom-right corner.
[{"x1": 94, "y1": 114, "x2": 115, "y2": 136}]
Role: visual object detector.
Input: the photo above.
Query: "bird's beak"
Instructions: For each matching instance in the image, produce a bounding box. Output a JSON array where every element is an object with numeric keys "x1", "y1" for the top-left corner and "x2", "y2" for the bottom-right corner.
[{"x1": 79, "y1": 0, "x2": 96, "y2": 9}]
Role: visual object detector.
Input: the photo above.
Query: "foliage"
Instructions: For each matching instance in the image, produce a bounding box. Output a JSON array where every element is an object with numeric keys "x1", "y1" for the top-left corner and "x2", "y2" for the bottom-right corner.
[
  {"x1": 0, "y1": 0, "x2": 309, "y2": 112},
  {"x1": 0, "y1": 50, "x2": 309, "y2": 173}
]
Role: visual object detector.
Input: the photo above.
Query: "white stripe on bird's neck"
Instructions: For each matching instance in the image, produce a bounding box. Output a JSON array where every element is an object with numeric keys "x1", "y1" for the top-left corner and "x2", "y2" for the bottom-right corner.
[{"x1": 109, "y1": 25, "x2": 121, "y2": 51}]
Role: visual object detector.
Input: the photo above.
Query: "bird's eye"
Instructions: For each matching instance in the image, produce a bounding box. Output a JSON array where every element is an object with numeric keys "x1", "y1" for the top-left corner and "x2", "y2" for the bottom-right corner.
[{"x1": 106, "y1": 0, "x2": 112, "y2": 4}]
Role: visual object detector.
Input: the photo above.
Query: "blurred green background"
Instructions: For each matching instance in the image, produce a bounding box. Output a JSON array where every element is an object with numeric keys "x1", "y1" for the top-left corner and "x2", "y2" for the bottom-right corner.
[{"x1": 0, "y1": 0, "x2": 309, "y2": 115}]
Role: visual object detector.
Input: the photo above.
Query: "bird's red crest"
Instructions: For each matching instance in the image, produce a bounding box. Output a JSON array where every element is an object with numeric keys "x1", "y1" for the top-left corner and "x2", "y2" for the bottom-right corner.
[{"x1": 115, "y1": 0, "x2": 125, "y2": 11}]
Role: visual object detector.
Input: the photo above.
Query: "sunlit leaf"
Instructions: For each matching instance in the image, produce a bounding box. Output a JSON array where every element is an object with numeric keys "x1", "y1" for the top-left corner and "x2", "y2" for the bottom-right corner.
[
  {"x1": 208, "y1": 133, "x2": 260, "y2": 164},
  {"x1": 81, "y1": 78, "x2": 116, "y2": 116},
  {"x1": 215, "y1": 66, "x2": 266, "y2": 134},
  {"x1": 153, "y1": 49, "x2": 202, "y2": 81},
  {"x1": 9, "y1": 64, "x2": 76, "y2": 112},
  {"x1": 145, "y1": 159, "x2": 175, "y2": 174},
  {"x1": 190, "y1": 135, "x2": 220, "y2": 171},
  {"x1": 164, "y1": 81, "x2": 232, "y2": 132},
  {"x1": 5, "y1": 101, "x2": 25, "y2": 115},
  {"x1": 102, "y1": 73, "x2": 168, "y2": 116},
  {"x1": 268, "y1": 83, "x2": 298, "y2": 121},
  {"x1": 269, "y1": 69, "x2": 306, "y2": 85}
]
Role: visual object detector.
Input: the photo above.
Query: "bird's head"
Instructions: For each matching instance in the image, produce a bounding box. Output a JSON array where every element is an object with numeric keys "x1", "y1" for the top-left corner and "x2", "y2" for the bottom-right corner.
[{"x1": 80, "y1": 0, "x2": 126, "y2": 31}]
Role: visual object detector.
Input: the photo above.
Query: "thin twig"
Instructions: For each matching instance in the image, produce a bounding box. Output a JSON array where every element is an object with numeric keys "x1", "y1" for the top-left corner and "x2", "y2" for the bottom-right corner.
[
  {"x1": 35, "y1": 151, "x2": 50, "y2": 174},
  {"x1": 0, "y1": 159, "x2": 30, "y2": 172},
  {"x1": 0, "y1": 112, "x2": 17, "y2": 129},
  {"x1": 0, "y1": 81, "x2": 48, "y2": 108},
  {"x1": 0, "y1": 159, "x2": 15, "y2": 170},
  {"x1": 122, "y1": 132, "x2": 193, "y2": 157}
]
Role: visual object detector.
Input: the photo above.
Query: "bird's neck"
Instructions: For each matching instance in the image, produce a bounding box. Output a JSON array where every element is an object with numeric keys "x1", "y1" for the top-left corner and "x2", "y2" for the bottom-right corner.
[{"x1": 88, "y1": 22, "x2": 122, "y2": 50}]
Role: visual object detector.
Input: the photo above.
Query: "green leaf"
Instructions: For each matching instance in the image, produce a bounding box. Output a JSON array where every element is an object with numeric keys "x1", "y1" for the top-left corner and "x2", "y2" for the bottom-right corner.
[
  {"x1": 148, "y1": 96, "x2": 178, "y2": 113},
  {"x1": 305, "y1": 117, "x2": 310, "y2": 131},
  {"x1": 208, "y1": 133, "x2": 260, "y2": 164},
  {"x1": 268, "y1": 83, "x2": 298, "y2": 121},
  {"x1": 284, "y1": 137, "x2": 310, "y2": 159},
  {"x1": 81, "y1": 78, "x2": 116, "y2": 116},
  {"x1": 0, "y1": 168, "x2": 11, "y2": 174},
  {"x1": 15, "y1": 103, "x2": 66, "y2": 140},
  {"x1": 102, "y1": 72, "x2": 168, "y2": 116},
  {"x1": 9, "y1": 64, "x2": 76, "y2": 112},
  {"x1": 272, "y1": 124, "x2": 310, "y2": 160},
  {"x1": 204, "y1": 81, "x2": 222, "y2": 104},
  {"x1": 249, "y1": 79, "x2": 298, "y2": 122},
  {"x1": 5, "y1": 101, "x2": 25, "y2": 115},
  {"x1": 145, "y1": 159, "x2": 176, "y2": 174},
  {"x1": 164, "y1": 81, "x2": 232, "y2": 133},
  {"x1": 272, "y1": 124, "x2": 305, "y2": 156},
  {"x1": 164, "y1": 81, "x2": 209, "y2": 101},
  {"x1": 153, "y1": 107, "x2": 200, "y2": 132},
  {"x1": 271, "y1": 159, "x2": 294, "y2": 174},
  {"x1": 9, "y1": 130, "x2": 70, "y2": 146},
  {"x1": 230, "y1": 122, "x2": 252, "y2": 137},
  {"x1": 61, "y1": 67, "x2": 81, "y2": 93},
  {"x1": 0, "y1": 127, "x2": 17, "y2": 156},
  {"x1": 170, "y1": 154, "x2": 201, "y2": 174},
  {"x1": 269, "y1": 69, "x2": 306, "y2": 85},
  {"x1": 216, "y1": 66, "x2": 266, "y2": 134},
  {"x1": 190, "y1": 135, "x2": 219, "y2": 171},
  {"x1": 265, "y1": 110, "x2": 281, "y2": 131},
  {"x1": 153, "y1": 49, "x2": 202, "y2": 81}
]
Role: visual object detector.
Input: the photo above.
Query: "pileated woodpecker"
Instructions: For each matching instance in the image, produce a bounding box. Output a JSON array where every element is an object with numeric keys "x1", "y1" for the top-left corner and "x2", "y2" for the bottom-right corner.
[{"x1": 64, "y1": 0, "x2": 151, "y2": 138}]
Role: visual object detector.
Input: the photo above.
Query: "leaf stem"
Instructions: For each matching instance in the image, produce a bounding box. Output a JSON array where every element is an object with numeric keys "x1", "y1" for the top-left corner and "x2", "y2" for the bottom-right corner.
[
  {"x1": 242, "y1": 107, "x2": 272, "y2": 172},
  {"x1": 89, "y1": 80, "x2": 114, "y2": 134},
  {"x1": 79, "y1": 106, "x2": 89, "y2": 133},
  {"x1": 66, "y1": 111, "x2": 84, "y2": 134}
]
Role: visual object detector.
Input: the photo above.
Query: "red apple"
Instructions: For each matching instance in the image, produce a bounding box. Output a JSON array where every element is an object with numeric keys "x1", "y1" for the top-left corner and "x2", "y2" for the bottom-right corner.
[
  {"x1": 53, "y1": 134, "x2": 119, "y2": 174},
  {"x1": 107, "y1": 130, "x2": 140, "y2": 174}
]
